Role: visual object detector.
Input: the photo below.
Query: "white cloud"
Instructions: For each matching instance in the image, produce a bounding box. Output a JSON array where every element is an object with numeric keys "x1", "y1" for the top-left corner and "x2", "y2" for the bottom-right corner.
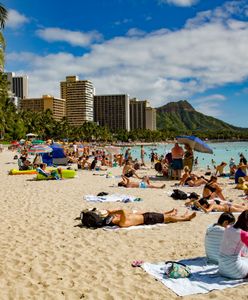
[
  {"x1": 159, "y1": 0, "x2": 198, "y2": 7},
  {"x1": 6, "y1": 1, "x2": 248, "y2": 112},
  {"x1": 6, "y1": 9, "x2": 29, "y2": 29},
  {"x1": 36, "y1": 28, "x2": 102, "y2": 47},
  {"x1": 192, "y1": 94, "x2": 226, "y2": 117},
  {"x1": 126, "y1": 28, "x2": 146, "y2": 37}
]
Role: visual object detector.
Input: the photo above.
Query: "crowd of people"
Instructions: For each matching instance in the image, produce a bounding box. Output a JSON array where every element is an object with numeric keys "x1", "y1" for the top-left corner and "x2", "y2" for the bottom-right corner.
[{"x1": 6, "y1": 139, "x2": 248, "y2": 280}]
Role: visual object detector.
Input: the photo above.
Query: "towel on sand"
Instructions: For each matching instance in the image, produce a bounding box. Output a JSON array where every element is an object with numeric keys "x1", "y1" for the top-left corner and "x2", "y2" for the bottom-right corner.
[
  {"x1": 103, "y1": 223, "x2": 167, "y2": 231},
  {"x1": 142, "y1": 257, "x2": 248, "y2": 296},
  {"x1": 84, "y1": 194, "x2": 142, "y2": 203}
]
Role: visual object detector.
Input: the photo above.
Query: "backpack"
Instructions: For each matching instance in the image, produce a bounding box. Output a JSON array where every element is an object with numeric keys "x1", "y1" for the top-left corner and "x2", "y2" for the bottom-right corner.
[
  {"x1": 164, "y1": 261, "x2": 191, "y2": 279},
  {"x1": 80, "y1": 208, "x2": 111, "y2": 228},
  {"x1": 171, "y1": 189, "x2": 188, "y2": 200}
]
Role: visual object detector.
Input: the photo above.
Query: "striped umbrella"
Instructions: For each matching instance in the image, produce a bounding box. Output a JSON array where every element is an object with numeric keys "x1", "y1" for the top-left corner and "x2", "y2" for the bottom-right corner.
[{"x1": 28, "y1": 144, "x2": 53, "y2": 154}]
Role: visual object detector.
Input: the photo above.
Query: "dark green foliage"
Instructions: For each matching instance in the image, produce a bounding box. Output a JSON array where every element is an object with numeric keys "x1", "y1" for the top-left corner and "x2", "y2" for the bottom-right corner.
[{"x1": 156, "y1": 100, "x2": 246, "y2": 132}]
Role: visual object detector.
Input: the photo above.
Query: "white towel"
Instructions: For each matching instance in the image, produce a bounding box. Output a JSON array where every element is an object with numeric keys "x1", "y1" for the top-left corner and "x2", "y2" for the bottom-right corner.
[
  {"x1": 103, "y1": 223, "x2": 167, "y2": 231},
  {"x1": 84, "y1": 194, "x2": 142, "y2": 203},
  {"x1": 142, "y1": 257, "x2": 248, "y2": 296}
]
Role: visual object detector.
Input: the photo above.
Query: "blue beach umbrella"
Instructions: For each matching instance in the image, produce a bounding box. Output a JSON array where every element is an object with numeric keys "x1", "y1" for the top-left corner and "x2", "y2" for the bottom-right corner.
[{"x1": 176, "y1": 135, "x2": 213, "y2": 154}]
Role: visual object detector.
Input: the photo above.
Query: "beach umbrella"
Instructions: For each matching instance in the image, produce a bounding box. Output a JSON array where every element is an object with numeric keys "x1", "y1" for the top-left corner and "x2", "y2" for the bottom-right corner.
[
  {"x1": 32, "y1": 139, "x2": 44, "y2": 145},
  {"x1": 26, "y1": 133, "x2": 38, "y2": 138},
  {"x1": 176, "y1": 135, "x2": 213, "y2": 154},
  {"x1": 11, "y1": 141, "x2": 19, "y2": 146},
  {"x1": 28, "y1": 144, "x2": 52, "y2": 154}
]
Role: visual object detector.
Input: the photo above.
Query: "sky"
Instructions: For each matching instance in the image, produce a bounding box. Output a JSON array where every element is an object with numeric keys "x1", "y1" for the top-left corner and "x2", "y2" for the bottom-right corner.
[{"x1": 2, "y1": 0, "x2": 248, "y2": 128}]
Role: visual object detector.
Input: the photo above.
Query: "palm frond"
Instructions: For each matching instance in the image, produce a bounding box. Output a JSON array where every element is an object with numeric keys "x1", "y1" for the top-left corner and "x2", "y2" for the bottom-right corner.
[{"x1": 0, "y1": 3, "x2": 8, "y2": 29}]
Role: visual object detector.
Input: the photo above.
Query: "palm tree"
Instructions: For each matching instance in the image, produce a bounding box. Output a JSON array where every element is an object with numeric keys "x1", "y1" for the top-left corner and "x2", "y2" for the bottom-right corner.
[
  {"x1": 0, "y1": 3, "x2": 7, "y2": 29},
  {"x1": 0, "y1": 3, "x2": 7, "y2": 70}
]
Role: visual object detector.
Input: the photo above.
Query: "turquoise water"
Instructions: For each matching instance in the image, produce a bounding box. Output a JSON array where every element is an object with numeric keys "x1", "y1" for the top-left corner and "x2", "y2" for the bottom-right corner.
[{"x1": 121, "y1": 141, "x2": 248, "y2": 169}]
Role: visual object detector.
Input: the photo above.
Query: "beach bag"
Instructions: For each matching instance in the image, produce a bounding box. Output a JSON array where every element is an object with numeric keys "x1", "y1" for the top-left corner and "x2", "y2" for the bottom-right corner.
[
  {"x1": 80, "y1": 208, "x2": 106, "y2": 228},
  {"x1": 164, "y1": 261, "x2": 191, "y2": 279},
  {"x1": 171, "y1": 189, "x2": 188, "y2": 200}
]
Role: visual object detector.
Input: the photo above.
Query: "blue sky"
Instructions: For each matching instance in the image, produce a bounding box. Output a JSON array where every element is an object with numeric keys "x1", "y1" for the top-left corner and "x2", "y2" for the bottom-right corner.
[{"x1": 2, "y1": 0, "x2": 248, "y2": 127}]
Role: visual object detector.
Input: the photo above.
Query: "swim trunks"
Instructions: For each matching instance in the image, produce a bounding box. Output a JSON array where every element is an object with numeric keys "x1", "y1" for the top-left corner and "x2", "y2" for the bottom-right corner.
[
  {"x1": 142, "y1": 212, "x2": 164, "y2": 225},
  {"x1": 139, "y1": 181, "x2": 147, "y2": 189}
]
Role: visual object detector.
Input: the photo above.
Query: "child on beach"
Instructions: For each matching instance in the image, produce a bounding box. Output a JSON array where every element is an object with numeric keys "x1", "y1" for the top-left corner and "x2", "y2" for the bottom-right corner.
[
  {"x1": 205, "y1": 212, "x2": 236, "y2": 264},
  {"x1": 219, "y1": 210, "x2": 248, "y2": 279}
]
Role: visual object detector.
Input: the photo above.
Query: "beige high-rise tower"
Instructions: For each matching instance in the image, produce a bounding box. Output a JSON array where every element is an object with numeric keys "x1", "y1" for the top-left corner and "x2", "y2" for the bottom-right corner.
[{"x1": 60, "y1": 76, "x2": 94, "y2": 126}]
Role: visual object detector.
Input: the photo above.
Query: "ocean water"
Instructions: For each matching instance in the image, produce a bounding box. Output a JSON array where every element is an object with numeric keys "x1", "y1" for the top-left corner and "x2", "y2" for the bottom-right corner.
[{"x1": 121, "y1": 141, "x2": 248, "y2": 169}]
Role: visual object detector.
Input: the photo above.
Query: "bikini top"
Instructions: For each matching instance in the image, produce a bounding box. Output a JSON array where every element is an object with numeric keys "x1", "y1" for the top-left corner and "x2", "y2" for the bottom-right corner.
[{"x1": 205, "y1": 183, "x2": 217, "y2": 193}]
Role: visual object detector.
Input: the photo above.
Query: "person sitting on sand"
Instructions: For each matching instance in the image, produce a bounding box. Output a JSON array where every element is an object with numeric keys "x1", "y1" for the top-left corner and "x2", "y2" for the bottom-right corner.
[
  {"x1": 118, "y1": 175, "x2": 165, "y2": 189},
  {"x1": 106, "y1": 208, "x2": 196, "y2": 227},
  {"x1": 202, "y1": 175, "x2": 225, "y2": 200},
  {"x1": 186, "y1": 197, "x2": 248, "y2": 213},
  {"x1": 122, "y1": 160, "x2": 142, "y2": 179},
  {"x1": 235, "y1": 163, "x2": 248, "y2": 183},
  {"x1": 37, "y1": 163, "x2": 62, "y2": 180},
  {"x1": 205, "y1": 212, "x2": 236, "y2": 264},
  {"x1": 179, "y1": 166, "x2": 208, "y2": 187},
  {"x1": 219, "y1": 210, "x2": 248, "y2": 279},
  {"x1": 235, "y1": 177, "x2": 248, "y2": 190},
  {"x1": 215, "y1": 161, "x2": 227, "y2": 176}
]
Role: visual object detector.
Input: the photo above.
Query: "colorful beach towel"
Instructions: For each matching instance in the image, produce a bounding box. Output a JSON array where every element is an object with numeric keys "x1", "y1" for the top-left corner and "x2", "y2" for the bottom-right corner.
[
  {"x1": 141, "y1": 257, "x2": 248, "y2": 296},
  {"x1": 84, "y1": 194, "x2": 142, "y2": 203}
]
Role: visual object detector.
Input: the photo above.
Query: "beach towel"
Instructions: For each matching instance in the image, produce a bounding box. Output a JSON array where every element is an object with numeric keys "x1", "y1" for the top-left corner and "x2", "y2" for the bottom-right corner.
[
  {"x1": 141, "y1": 257, "x2": 248, "y2": 296},
  {"x1": 103, "y1": 223, "x2": 167, "y2": 231},
  {"x1": 84, "y1": 194, "x2": 142, "y2": 203}
]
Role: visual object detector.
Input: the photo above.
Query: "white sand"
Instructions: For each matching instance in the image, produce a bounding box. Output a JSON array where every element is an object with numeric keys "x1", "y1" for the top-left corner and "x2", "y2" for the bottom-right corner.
[{"x1": 0, "y1": 149, "x2": 247, "y2": 299}]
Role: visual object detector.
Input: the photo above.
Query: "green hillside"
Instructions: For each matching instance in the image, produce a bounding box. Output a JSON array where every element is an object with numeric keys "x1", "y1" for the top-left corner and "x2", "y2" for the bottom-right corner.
[{"x1": 156, "y1": 100, "x2": 245, "y2": 132}]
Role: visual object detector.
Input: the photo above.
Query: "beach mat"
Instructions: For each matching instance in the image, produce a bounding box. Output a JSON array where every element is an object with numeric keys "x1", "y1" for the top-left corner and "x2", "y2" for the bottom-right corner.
[
  {"x1": 141, "y1": 257, "x2": 248, "y2": 296},
  {"x1": 84, "y1": 194, "x2": 142, "y2": 203}
]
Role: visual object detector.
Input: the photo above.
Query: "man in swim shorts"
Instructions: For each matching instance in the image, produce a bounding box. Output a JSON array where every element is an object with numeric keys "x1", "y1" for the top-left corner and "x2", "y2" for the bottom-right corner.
[
  {"x1": 107, "y1": 208, "x2": 196, "y2": 227},
  {"x1": 118, "y1": 175, "x2": 165, "y2": 189}
]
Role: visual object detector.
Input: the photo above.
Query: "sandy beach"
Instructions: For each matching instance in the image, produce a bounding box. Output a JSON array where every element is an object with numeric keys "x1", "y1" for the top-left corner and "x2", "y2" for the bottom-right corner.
[{"x1": 0, "y1": 148, "x2": 247, "y2": 300}]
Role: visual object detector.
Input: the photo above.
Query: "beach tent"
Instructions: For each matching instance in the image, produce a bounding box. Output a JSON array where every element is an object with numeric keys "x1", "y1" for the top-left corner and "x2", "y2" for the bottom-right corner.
[{"x1": 42, "y1": 143, "x2": 68, "y2": 166}]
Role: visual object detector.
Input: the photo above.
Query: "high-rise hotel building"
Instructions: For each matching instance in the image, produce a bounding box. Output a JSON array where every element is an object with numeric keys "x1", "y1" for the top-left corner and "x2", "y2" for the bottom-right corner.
[
  {"x1": 130, "y1": 98, "x2": 156, "y2": 130},
  {"x1": 60, "y1": 76, "x2": 94, "y2": 126},
  {"x1": 6, "y1": 72, "x2": 29, "y2": 108},
  {"x1": 94, "y1": 94, "x2": 130, "y2": 131},
  {"x1": 20, "y1": 95, "x2": 66, "y2": 121}
]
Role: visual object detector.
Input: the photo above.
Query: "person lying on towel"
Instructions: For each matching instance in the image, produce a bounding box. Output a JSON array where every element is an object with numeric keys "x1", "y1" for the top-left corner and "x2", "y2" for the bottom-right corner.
[
  {"x1": 106, "y1": 208, "x2": 196, "y2": 228},
  {"x1": 118, "y1": 175, "x2": 165, "y2": 189}
]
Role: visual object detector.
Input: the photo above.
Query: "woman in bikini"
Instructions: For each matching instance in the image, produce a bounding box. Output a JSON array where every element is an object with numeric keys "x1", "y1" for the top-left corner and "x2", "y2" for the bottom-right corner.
[
  {"x1": 118, "y1": 175, "x2": 165, "y2": 189},
  {"x1": 179, "y1": 166, "x2": 208, "y2": 187},
  {"x1": 122, "y1": 160, "x2": 142, "y2": 179},
  {"x1": 187, "y1": 197, "x2": 248, "y2": 213},
  {"x1": 202, "y1": 175, "x2": 225, "y2": 200}
]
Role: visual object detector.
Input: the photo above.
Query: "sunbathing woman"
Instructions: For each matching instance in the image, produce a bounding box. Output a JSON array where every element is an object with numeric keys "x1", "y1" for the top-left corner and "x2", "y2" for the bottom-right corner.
[
  {"x1": 107, "y1": 208, "x2": 196, "y2": 227},
  {"x1": 202, "y1": 175, "x2": 225, "y2": 200},
  {"x1": 179, "y1": 166, "x2": 208, "y2": 187},
  {"x1": 118, "y1": 175, "x2": 165, "y2": 189},
  {"x1": 122, "y1": 160, "x2": 142, "y2": 179},
  {"x1": 215, "y1": 161, "x2": 227, "y2": 176},
  {"x1": 186, "y1": 197, "x2": 248, "y2": 213}
]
